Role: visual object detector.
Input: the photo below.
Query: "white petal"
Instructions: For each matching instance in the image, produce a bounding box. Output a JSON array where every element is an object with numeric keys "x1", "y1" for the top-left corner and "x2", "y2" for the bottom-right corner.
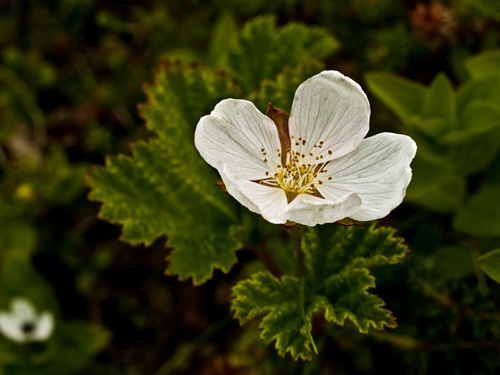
[
  {"x1": 33, "y1": 312, "x2": 55, "y2": 341},
  {"x1": 219, "y1": 163, "x2": 287, "y2": 224},
  {"x1": 195, "y1": 99, "x2": 281, "y2": 179},
  {"x1": 320, "y1": 133, "x2": 417, "y2": 221},
  {"x1": 0, "y1": 313, "x2": 25, "y2": 343},
  {"x1": 11, "y1": 298, "x2": 36, "y2": 322},
  {"x1": 289, "y1": 71, "x2": 370, "y2": 163},
  {"x1": 284, "y1": 192, "x2": 362, "y2": 226}
]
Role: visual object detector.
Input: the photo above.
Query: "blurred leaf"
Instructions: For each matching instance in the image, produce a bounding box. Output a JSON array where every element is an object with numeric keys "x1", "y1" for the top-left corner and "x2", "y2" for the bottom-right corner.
[
  {"x1": 248, "y1": 60, "x2": 325, "y2": 113},
  {"x1": 365, "y1": 72, "x2": 426, "y2": 124},
  {"x1": 422, "y1": 73, "x2": 457, "y2": 131},
  {"x1": 87, "y1": 61, "x2": 244, "y2": 284},
  {"x1": 458, "y1": 100, "x2": 500, "y2": 131},
  {"x1": 432, "y1": 246, "x2": 475, "y2": 281},
  {"x1": 0, "y1": 245, "x2": 58, "y2": 311},
  {"x1": 0, "y1": 221, "x2": 36, "y2": 260},
  {"x1": 457, "y1": 77, "x2": 500, "y2": 113},
  {"x1": 409, "y1": 116, "x2": 450, "y2": 139},
  {"x1": 477, "y1": 249, "x2": 500, "y2": 284},
  {"x1": 232, "y1": 225, "x2": 408, "y2": 360},
  {"x1": 43, "y1": 322, "x2": 109, "y2": 375},
  {"x1": 406, "y1": 152, "x2": 465, "y2": 213},
  {"x1": 453, "y1": 185, "x2": 500, "y2": 236},
  {"x1": 445, "y1": 122, "x2": 500, "y2": 175},
  {"x1": 465, "y1": 49, "x2": 500, "y2": 80},
  {"x1": 225, "y1": 15, "x2": 338, "y2": 93},
  {"x1": 208, "y1": 11, "x2": 238, "y2": 66}
]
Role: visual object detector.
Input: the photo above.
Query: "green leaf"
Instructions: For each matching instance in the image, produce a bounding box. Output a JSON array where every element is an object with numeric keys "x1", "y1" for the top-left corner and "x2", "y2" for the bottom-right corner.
[
  {"x1": 453, "y1": 184, "x2": 500, "y2": 237},
  {"x1": 445, "y1": 121, "x2": 500, "y2": 176},
  {"x1": 43, "y1": 322, "x2": 109, "y2": 375},
  {"x1": 405, "y1": 151, "x2": 466, "y2": 213},
  {"x1": 458, "y1": 100, "x2": 500, "y2": 131},
  {"x1": 0, "y1": 221, "x2": 36, "y2": 261},
  {"x1": 87, "y1": 62, "x2": 244, "y2": 284},
  {"x1": 365, "y1": 72, "x2": 426, "y2": 124},
  {"x1": 232, "y1": 225, "x2": 408, "y2": 360},
  {"x1": 477, "y1": 249, "x2": 500, "y2": 284},
  {"x1": 465, "y1": 49, "x2": 500, "y2": 80},
  {"x1": 422, "y1": 73, "x2": 457, "y2": 130},
  {"x1": 248, "y1": 60, "x2": 325, "y2": 113},
  {"x1": 457, "y1": 77, "x2": 500, "y2": 113},
  {"x1": 225, "y1": 15, "x2": 338, "y2": 93},
  {"x1": 432, "y1": 246, "x2": 475, "y2": 281},
  {"x1": 207, "y1": 11, "x2": 238, "y2": 66}
]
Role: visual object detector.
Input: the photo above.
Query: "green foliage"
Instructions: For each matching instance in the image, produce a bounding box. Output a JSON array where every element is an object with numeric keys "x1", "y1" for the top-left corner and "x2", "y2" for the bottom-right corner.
[
  {"x1": 224, "y1": 15, "x2": 338, "y2": 93},
  {"x1": 367, "y1": 59, "x2": 500, "y2": 213},
  {"x1": 422, "y1": 73, "x2": 457, "y2": 133},
  {"x1": 477, "y1": 249, "x2": 500, "y2": 284},
  {"x1": 87, "y1": 61, "x2": 244, "y2": 285},
  {"x1": 208, "y1": 11, "x2": 239, "y2": 66},
  {"x1": 453, "y1": 185, "x2": 500, "y2": 236},
  {"x1": 365, "y1": 72, "x2": 426, "y2": 124},
  {"x1": 405, "y1": 152, "x2": 466, "y2": 213},
  {"x1": 248, "y1": 60, "x2": 325, "y2": 113},
  {"x1": 0, "y1": 241, "x2": 109, "y2": 375},
  {"x1": 232, "y1": 225, "x2": 408, "y2": 360},
  {"x1": 465, "y1": 49, "x2": 500, "y2": 79}
]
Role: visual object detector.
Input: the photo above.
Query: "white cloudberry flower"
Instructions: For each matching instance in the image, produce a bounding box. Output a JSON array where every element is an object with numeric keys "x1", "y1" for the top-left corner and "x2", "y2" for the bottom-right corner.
[
  {"x1": 195, "y1": 71, "x2": 417, "y2": 226},
  {"x1": 0, "y1": 297, "x2": 55, "y2": 343}
]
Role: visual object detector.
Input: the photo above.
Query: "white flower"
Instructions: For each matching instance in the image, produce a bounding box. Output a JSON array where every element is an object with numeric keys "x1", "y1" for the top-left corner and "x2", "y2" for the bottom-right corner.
[
  {"x1": 0, "y1": 297, "x2": 55, "y2": 343},
  {"x1": 195, "y1": 70, "x2": 417, "y2": 226}
]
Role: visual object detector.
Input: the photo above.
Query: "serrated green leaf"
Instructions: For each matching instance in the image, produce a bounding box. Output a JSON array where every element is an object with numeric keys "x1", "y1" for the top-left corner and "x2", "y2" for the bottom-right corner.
[
  {"x1": 465, "y1": 49, "x2": 500, "y2": 80},
  {"x1": 477, "y1": 249, "x2": 500, "y2": 284},
  {"x1": 232, "y1": 225, "x2": 407, "y2": 360},
  {"x1": 453, "y1": 184, "x2": 500, "y2": 237},
  {"x1": 87, "y1": 62, "x2": 244, "y2": 284},
  {"x1": 365, "y1": 72, "x2": 426, "y2": 124},
  {"x1": 248, "y1": 60, "x2": 325, "y2": 113},
  {"x1": 422, "y1": 73, "x2": 457, "y2": 130},
  {"x1": 225, "y1": 15, "x2": 338, "y2": 93}
]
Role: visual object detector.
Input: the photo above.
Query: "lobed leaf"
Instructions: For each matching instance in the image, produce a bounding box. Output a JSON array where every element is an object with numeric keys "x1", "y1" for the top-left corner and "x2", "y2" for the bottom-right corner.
[
  {"x1": 232, "y1": 225, "x2": 408, "y2": 360},
  {"x1": 87, "y1": 62, "x2": 244, "y2": 284},
  {"x1": 225, "y1": 15, "x2": 338, "y2": 93},
  {"x1": 248, "y1": 60, "x2": 325, "y2": 113}
]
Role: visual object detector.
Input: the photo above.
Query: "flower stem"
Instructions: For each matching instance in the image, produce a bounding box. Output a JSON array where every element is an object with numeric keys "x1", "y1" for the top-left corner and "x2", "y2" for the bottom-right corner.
[{"x1": 291, "y1": 226, "x2": 318, "y2": 355}]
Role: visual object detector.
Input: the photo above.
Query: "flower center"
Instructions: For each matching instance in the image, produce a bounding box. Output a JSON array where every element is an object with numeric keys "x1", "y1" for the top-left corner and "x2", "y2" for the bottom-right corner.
[
  {"x1": 257, "y1": 147, "x2": 330, "y2": 198},
  {"x1": 276, "y1": 150, "x2": 326, "y2": 194},
  {"x1": 21, "y1": 321, "x2": 36, "y2": 335}
]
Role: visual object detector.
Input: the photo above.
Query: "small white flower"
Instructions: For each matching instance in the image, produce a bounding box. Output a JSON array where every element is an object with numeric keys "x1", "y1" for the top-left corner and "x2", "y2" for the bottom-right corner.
[
  {"x1": 195, "y1": 71, "x2": 417, "y2": 226},
  {"x1": 0, "y1": 297, "x2": 55, "y2": 343}
]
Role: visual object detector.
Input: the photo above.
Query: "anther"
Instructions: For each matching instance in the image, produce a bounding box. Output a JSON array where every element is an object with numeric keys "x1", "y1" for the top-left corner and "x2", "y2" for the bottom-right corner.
[{"x1": 328, "y1": 150, "x2": 333, "y2": 155}]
